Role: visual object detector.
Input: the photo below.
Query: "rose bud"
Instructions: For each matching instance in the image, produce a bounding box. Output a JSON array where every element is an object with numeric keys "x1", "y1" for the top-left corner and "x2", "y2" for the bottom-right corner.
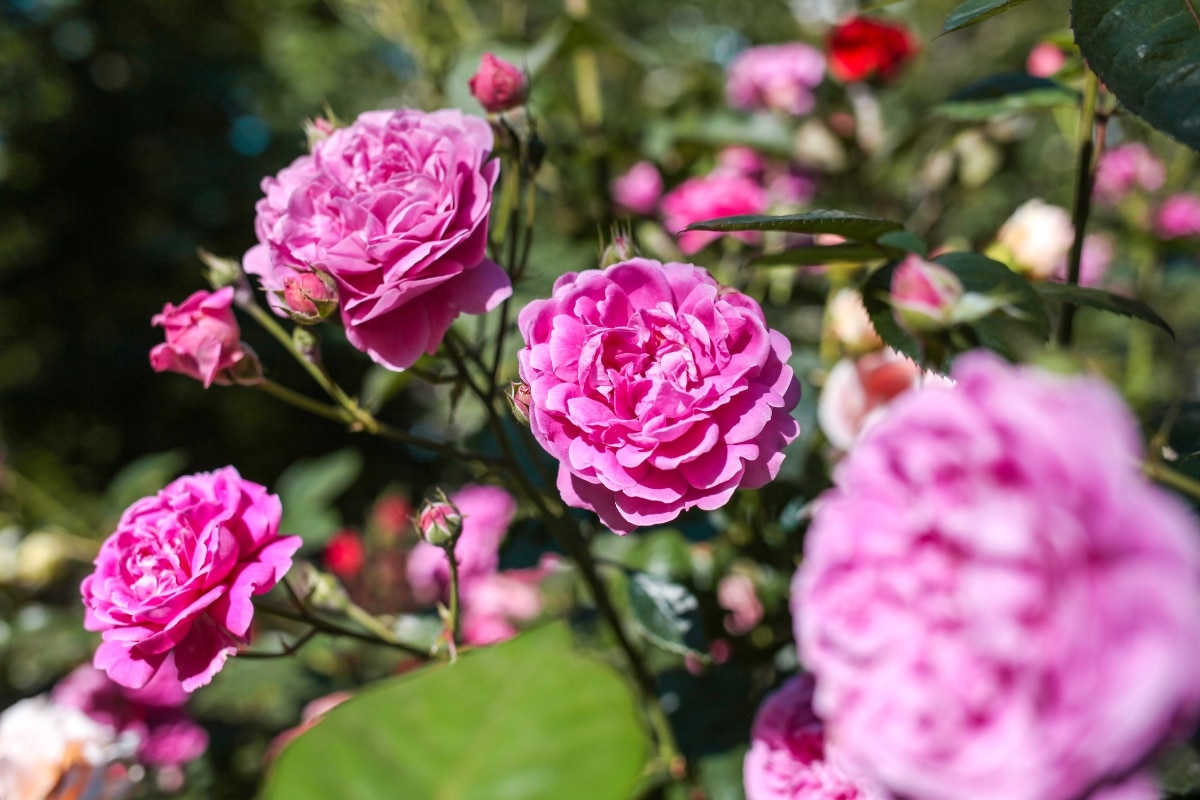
[
  {"x1": 417, "y1": 493, "x2": 463, "y2": 549},
  {"x1": 468, "y1": 53, "x2": 528, "y2": 114},
  {"x1": 280, "y1": 269, "x2": 339, "y2": 325},
  {"x1": 890, "y1": 254, "x2": 964, "y2": 333},
  {"x1": 599, "y1": 232, "x2": 638, "y2": 268},
  {"x1": 506, "y1": 381, "x2": 532, "y2": 426}
]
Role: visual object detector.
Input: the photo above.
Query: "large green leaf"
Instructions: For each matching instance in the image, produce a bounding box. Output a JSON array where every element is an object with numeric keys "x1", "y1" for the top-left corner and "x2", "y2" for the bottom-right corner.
[
  {"x1": 1032, "y1": 281, "x2": 1175, "y2": 337},
  {"x1": 943, "y1": 0, "x2": 1036, "y2": 33},
  {"x1": 1073, "y1": 0, "x2": 1200, "y2": 151},
  {"x1": 935, "y1": 74, "x2": 1079, "y2": 120},
  {"x1": 684, "y1": 210, "x2": 905, "y2": 242},
  {"x1": 262, "y1": 625, "x2": 649, "y2": 800}
]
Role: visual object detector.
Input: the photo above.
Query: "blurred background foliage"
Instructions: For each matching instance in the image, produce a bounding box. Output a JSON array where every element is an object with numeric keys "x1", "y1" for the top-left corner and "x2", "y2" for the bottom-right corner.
[{"x1": 5, "y1": 0, "x2": 1200, "y2": 796}]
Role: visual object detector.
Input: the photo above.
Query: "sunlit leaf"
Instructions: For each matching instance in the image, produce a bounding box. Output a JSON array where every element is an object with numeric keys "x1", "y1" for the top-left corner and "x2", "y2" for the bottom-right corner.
[{"x1": 626, "y1": 570, "x2": 707, "y2": 659}]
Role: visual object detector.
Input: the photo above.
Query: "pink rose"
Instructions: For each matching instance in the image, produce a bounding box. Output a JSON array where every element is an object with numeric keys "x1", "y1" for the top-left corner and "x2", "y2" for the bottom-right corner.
[
  {"x1": 994, "y1": 198, "x2": 1074, "y2": 280},
  {"x1": 662, "y1": 173, "x2": 769, "y2": 254},
  {"x1": 1156, "y1": 192, "x2": 1200, "y2": 239},
  {"x1": 1094, "y1": 143, "x2": 1165, "y2": 205},
  {"x1": 745, "y1": 674, "x2": 877, "y2": 800},
  {"x1": 1052, "y1": 232, "x2": 1114, "y2": 288},
  {"x1": 716, "y1": 146, "x2": 767, "y2": 178},
  {"x1": 1025, "y1": 42, "x2": 1068, "y2": 77},
  {"x1": 826, "y1": 290, "x2": 881, "y2": 355},
  {"x1": 150, "y1": 287, "x2": 256, "y2": 388},
  {"x1": 81, "y1": 467, "x2": 302, "y2": 692},
  {"x1": 244, "y1": 109, "x2": 511, "y2": 371},
  {"x1": 461, "y1": 564, "x2": 547, "y2": 646},
  {"x1": 52, "y1": 659, "x2": 208, "y2": 768},
  {"x1": 796, "y1": 353, "x2": 1200, "y2": 800},
  {"x1": 468, "y1": 53, "x2": 528, "y2": 114},
  {"x1": 727, "y1": 44, "x2": 826, "y2": 116},
  {"x1": 889, "y1": 255, "x2": 964, "y2": 333},
  {"x1": 517, "y1": 258, "x2": 801, "y2": 534},
  {"x1": 611, "y1": 160, "x2": 664, "y2": 215},
  {"x1": 406, "y1": 484, "x2": 517, "y2": 605}
]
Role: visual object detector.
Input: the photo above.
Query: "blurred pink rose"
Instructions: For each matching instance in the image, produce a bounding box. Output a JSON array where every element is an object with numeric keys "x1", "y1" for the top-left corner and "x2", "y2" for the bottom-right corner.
[
  {"x1": 1094, "y1": 143, "x2": 1165, "y2": 205},
  {"x1": 406, "y1": 484, "x2": 517, "y2": 604},
  {"x1": 716, "y1": 146, "x2": 767, "y2": 178},
  {"x1": 53, "y1": 659, "x2": 208, "y2": 768},
  {"x1": 150, "y1": 287, "x2": 256, "y2": 388},
  {"x1": 827, "y1": 289, "x2": 881, "y2": 355},
  {"x1": 727, "y1": 44, "x2": 825, "y2": 116},
  {"x1": 1156, "y1": 192, "x2": 1200, "y2": 239},
  {"x1": 796, "y1": 353, "x2": 1200, "y2": 800},
  {"x1": 81, "y1": 467, "x2": 302, "y2": 692},
  {"x1": 611, "y1": 160, "x2": 664, "y2": 215},
  {"x1": 468, "y1": 53, "x2": 528, "y2": 113},
  {"x1": 890, "y1": 255, "x2": 963, "y2": 333},
  {"x1": 718, "y1": 573, "x2": 763, "y2": 635},
  {"x1": 1052, "y1": 232, "x2": 1113, "y2": 288},
  {"x1": 662, "y1": 173, "x2": 768, "y2": 254},
  {"x1": 995, "y1": 199, "x2": 1074, "y2": 280},
  {"x1": 245, "y1": 109, "x2": 511, "y2": 371},
  {"x1": 461, "y1": 565, "x2": 547, "y2": 646},
  {"x1": 1025, "y1": 42, "x2": 1067, "y2": 77},
  {"x1": 818, "y1": 348, "x2": 949, "y2": 452},
  {"x1": 744, "y1": 674, "x2": 877, "y2": 800},
  {"x1": 517, "y1": 258, "x2": 801, "y2": 534}
]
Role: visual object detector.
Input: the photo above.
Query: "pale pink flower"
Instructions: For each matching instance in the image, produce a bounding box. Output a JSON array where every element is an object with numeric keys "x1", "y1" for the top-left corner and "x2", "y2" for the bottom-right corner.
[
  {"x1": 81, "y1": 467, "x2": 302, "y2": 692},
  {"x1": 796, "y1": 352, "x2": 1200, "y2": 800},
  {"x1": 406, "y1": 484, "x2": 517, "y2": 605},
  {"x1": 744, "y1": 674, "x2": 877, "y2": 800},
  {"x1": 1094, "y1": 143, "x2": 1165, "y2": 205},
  {"x1": 150, "y1": 287, "x2": 256, "y2": 388},
  {"x1": 517, "y1": 258, "x2": 801, "y2": 534},
  {"x1": 995, "y1": 199, "x2": 1075, "y2": 280},
  {"x1": 727, "y1": 44, "x2": 826, "y2": 116},
  {"x1": 827, "y1": 290, "x2": 881, "y2": 355},
  {"x1": 718, "y1": 573, "x2": 764, "y2": 635},
  {"x1": 245, "y1": 109, "x2": 510, "y2": 371},
  {"x1": 662, "y1": 173, "x2": 769, "y2": 254},
  {"x1": 612, "y1": 160, "x2": 664, "y2": 215},
  {"x1": 1026, "y1": 42, "x2": 1067, "y2": 77},
  {"x1": 1156, "y1": 193, "x2": 1200, "y2": 239},
  {"x1": 461, "y1": 566, "x2": 546, "y2": 646}
]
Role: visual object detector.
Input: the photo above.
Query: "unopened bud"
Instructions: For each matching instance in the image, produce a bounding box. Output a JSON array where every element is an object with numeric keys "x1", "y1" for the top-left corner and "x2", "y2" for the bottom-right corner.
[
  {"x1": 417, "y1": 492, "x2": 462, "y2": 549},
  {"x1": 507, "y1": 381, "x2": 532, "y2": 426},
  {"x1": 304, "y1": 117, "x2": 337, "y2": 151},
  {"x1": 890, "y1": 255, "x2": 964, "y2": 334},
  {"x1": 281, "y1": 269, "x2": 339, "y2": 324},
  {"x1": 468, "y1": 53, "x2": 529, "y2": 114},
  {"x1": 600, "y1": 233, "x2": 638, "y2": 268}
]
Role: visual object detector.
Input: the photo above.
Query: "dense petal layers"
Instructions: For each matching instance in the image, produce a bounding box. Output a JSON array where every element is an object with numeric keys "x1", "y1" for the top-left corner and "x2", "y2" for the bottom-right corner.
[{"x1": 518, "y1": 258, "x2": 800, "y2": 533}]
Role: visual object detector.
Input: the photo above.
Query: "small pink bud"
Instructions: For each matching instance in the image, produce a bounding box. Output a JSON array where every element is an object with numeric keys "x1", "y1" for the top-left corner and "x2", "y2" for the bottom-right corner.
[
  {"x1": 417, "y1": 493, "x2": 463, "y2": 549},
  {"x1": 599, "y1": 234, "x2": 638, "y2": 269},
  {"x1": 281, "y1": 270, "x2": 339, "y2": 324},
  {"x1": 507, "y1": 382, "x2": 532, "y2": 426},
  {"x1": 890, "y1": 255, "x2": 963, "y2": 333},
  {"x1": 468, "y1": 53, "x2": 528, "y2": 114},
  {"x1": 1026, "y1": 42, "x2": 1067, "y2": 78}
]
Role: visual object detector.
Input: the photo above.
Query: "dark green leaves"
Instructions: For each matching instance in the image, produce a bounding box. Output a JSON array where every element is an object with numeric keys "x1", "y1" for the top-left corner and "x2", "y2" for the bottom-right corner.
[
  {"x1": 1073, "y1": 0, "x2": 1200, "y2": 151},
  {"x1": 1033, "y1": 282, "x2": 1175, "y2": 337},
  {"x1": 935, "y1": 74, "x2": 1079, "y2": 119},
  {"x1": 684, "y1": 210, "x2": 905, "y2": 241},
  {"x1": 262, "y1": 625, "x2": 649, "y2": 800},
  {"x1": 942, "y1": 0, "x2": 1036, "y2": 33}
]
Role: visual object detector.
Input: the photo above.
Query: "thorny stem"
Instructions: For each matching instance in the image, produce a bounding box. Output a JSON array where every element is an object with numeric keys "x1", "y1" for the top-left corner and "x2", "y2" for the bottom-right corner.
[{"x1": 1055, "y1": 68, "x2": 1100, "y2": 348}]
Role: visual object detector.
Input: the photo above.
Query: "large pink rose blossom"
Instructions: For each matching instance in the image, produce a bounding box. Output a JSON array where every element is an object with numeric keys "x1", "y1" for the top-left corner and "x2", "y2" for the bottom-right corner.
[
  {"x1": 662, "y1": 173, "x2": 769, "y2": 254},
  {"x1": 795, "y1": 353, "x2": 1200, "y2": 800},
  {"x1": 517, "y1": 258, "x2": 801, "y2": 534},
  {"x1": 744, "y1": 674, "x2": 877, "y2": 800},
  {"x1": 244, "y1": 109, "x2": 511, "y2": 371},
  {"x1": 726, "y1": 44, "x2": 825, "y2": 116},
  {"x1": 53, "y1": 659, "x2": 208, "y2": 768},
  {"x1": 406, "y1": 484, "x2": 517, "y2": 605},
  {"x1": 150, "y1": 287, "x2": 255, "y2": 388},
  {"x1": 81, "y1": 467, "x2": 302, "y2": 693}
]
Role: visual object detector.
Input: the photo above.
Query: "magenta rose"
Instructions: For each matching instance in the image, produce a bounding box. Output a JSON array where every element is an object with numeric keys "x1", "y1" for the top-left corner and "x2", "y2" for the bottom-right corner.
[
  {"x1": 726, "y1": 43, "x2": 825, "y2": 116},
  {"x1": 611, "y1": 160, "x2": 664, "y2": 216},
  {"x1": 745, "y1": 674, "x2": 877, "y2": 800},
  {"x1": 244, "y1": 109, "x2": 512, "y2": 371},
  {"x1": 150, "y1": 287, "x2": 256, "y2": 388},
  {"x1": 1156, "y1": 192, "x2": 1200, "y2": 239},
  {"x1": 661, "y1": 173, "x2": 768, "y2": 254},
  {"x1": 517, "y1": 258, "x2": 801, "y2": 534},
  {"x1": 795, "y1": 353, "x2": 1200, "y2": 800},
  {"x1": 52, "y1": 658, "x2": 208, "y2": 768},
  {"x1": 406, "y1": 484, "x2": 517, "y2": 605},
  {"x1": 81, "y1": 467, "x2": 302, "y2": 692}
]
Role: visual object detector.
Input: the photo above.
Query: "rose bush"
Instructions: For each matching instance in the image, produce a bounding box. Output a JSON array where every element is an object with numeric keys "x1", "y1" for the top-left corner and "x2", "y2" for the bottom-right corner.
[
  {"x1": 244, "y1": 108, "x2": 511, "y2": 370},
  {"x1": 795, "y1": 353, "x2": 1200, "y2": 800},
  {"x1": 81, "y1": 467, "x2": 302, "y2": 692},
  {"x1": 517, "y1": 258, "x2": 801, "y2": 533}
]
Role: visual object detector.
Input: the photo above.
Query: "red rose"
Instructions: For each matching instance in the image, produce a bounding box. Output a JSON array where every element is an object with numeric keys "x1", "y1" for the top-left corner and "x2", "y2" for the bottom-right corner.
[
  {"x1": 323, "y1": 529, "x2": 366, "y2": 579},
  {"x1": 827, "y1": 16, "x2": 917, "y2": 84}
]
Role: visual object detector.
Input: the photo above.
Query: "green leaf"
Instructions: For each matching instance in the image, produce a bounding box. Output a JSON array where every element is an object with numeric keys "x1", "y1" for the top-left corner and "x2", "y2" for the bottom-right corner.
[
  {"x1": 1032, "y1": 282, "x2": 1175, "y2": 337},
  {"x1": 861, "y1": 252, "x2": 1051, "y2": 363},
  {"x1": 751, "y1": 243, "x2": 888, "y2": 267},
  {"x1": 943, "y1": 0, "x2": 1036, "y2": 33},
  {"x1": 262, "y1": 625, "x2": 649, "y2": 800},
  {"x1": 626, "y1": 570, "x2": 707, "y2": 659},
  {"x1": 935, "y1": 73, "x2": 1079, "y2": 119},
  {"x1": 1073, "y1": 0, "x2": 1200, "y2": 151},
  {"x1": 876, "y1": 229, "x2": 929, "y2": 257},
  {"x1": 103, "y1": 450, "x2": 186, "y2": 517},
  {"x1": 276, "y1": 449, "x2": 363, "y2": 548},
  {"x1": 684, "y1": 210, "x2": 905, "y2": 242}
]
